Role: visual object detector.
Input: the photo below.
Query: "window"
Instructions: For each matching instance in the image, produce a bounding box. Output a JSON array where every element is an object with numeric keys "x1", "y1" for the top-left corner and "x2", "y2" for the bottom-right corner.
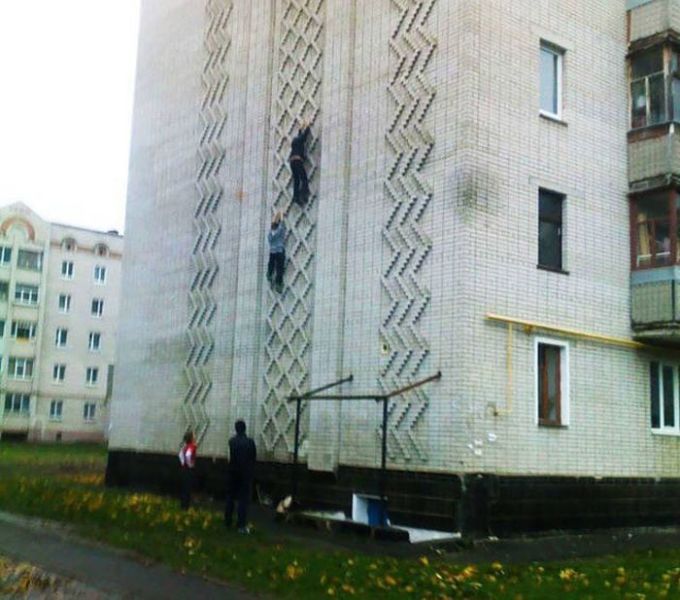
[
  {"x1": 55, "y1": 328, "x2": 68, "y2": 348},
  {"x1": 10, "y1": 321, "x2": 36, "y2": 340},
  {"x1": 16, "y1": 249, "x2": 42, "y2": 271},
  {"x1": 58, "y1": 294, "x2": 71, "y2": 313},
  {"x1": 86, "y1": 367, "x2": 99, "y2": 385},
  {"x1": 0, "y1": 281, "x2": 8, "y2": 301},
  {"x1": 94, "y1": 244, "x2": 109, "y2": 257},
  {"x1": 538, "y1": 189, "x2": 564, "y2": 271},
  {"x1": 49, "y1": 400, "x2": 63, "y2": 421},
  {"x1": 84, "y1": 402, "x2": 96, "y2": 421},
  {"x1": 536, "y1": 339, "x2": 569, "y2": 427},
  {"x1": 62, "y1": 238, "x2": 76, "y2": 252},
  {"x1": 0, "y1": 320, "x2": 4, "y2": 337},
  {"x1": 0, "y1": 246, "x2": 11, "y2": 265},
  {"x1": 632, "y1": 190, "x2": 679, "y2": 269},
  {"x1": 631, "y1": 48, "x2": 666, "y2": 129},
  {"x1": 540, "y1": 41, "x2": 563, "y2": 118},
  {"x1": 94, "y1": 265, "x2": 107, "y2": 284},
  {"x1": 7, "y1": 357, "x2": 34, "y2": 379},
  {"x1": 14, "y1": 284, "x2": 38, "y2": 305},
  {"x1": 91, "y1": 298, "x2": 104, "y2": 317},
  {"x1": 650, "y1": 362, "x2": 680, "y2": 433},
  {"x1": 61, "y1": 260, "x2": 74, "y2": 279},
  {"x1": 53, "y1": 364, "x2": 66, "y2": 383},
  {"x1": 4, "y1": 393, "x2": 30, "y2": 415},
  {"x1": 88, "y1": 332, "x2": 101, "y2": 351}
]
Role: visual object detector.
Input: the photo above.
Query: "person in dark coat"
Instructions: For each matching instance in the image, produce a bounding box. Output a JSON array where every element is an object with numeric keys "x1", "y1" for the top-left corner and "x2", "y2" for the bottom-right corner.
[
  {"x1": 289, "y1": 120, "x2": 310, "y2": 205},
  {"x1": 224, "y1": 420, "x2": 257, "y2": 533},
  {"x1": 266, "y1": 211, "x2": 286, "y2": 293}
]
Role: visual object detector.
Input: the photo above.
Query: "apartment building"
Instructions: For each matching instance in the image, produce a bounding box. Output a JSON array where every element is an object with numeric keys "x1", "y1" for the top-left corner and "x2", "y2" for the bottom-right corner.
[
  {"x1": 107, "y1": 0, "x2": 680, "y2": 535},
  {"x1": 0, "y1": 203, "x2": 123, "y2": 442}
]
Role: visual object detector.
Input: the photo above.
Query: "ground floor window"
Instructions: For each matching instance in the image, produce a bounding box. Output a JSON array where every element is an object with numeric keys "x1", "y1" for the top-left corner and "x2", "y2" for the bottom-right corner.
[
  {"x1": 536, "y1": 338, "x2": 569, "y2": 427},
  {"x1": 83, "y1": 402, "x2": 96, "y2": 422},
  {"x1": 49, "y1": 400, "x2": 63, "y2": 421},
  {"x1": 650, "y1": 362, "x2": 680, "y2": 433}
]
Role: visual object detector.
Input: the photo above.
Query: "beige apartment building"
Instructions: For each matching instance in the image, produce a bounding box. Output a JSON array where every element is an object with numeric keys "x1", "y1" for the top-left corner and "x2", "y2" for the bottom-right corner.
[
  {"x1": 0, "y1": 203, "x2": 123, "y2": 442},
  {"x1": 108, "y1": 0, "x2": 680, "y2": 535}
]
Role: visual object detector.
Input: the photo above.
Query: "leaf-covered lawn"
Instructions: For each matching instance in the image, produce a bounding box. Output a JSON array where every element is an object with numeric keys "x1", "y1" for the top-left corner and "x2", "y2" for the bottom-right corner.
[{"x1": 0, "y1": 442, "x2": 679, "y2": 598}]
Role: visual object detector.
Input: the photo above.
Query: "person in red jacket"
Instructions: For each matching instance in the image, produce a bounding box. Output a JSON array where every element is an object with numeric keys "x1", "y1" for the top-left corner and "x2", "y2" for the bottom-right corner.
[{"x1": 178, "y1": 431, "x2": 197, "y2": 509}]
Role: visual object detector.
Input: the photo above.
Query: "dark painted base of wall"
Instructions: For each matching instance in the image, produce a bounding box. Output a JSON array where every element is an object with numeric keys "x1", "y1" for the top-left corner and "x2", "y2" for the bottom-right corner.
[{"x1": 105, "y1": 450, "x2": 680, "y2": 537}]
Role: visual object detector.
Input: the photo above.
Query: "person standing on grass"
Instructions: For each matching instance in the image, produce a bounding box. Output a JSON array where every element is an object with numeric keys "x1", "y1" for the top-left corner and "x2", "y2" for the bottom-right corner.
[
  {"x1": 178, "y1": 431, "x2": 197, "y2": 509},
  {"x1": 225, "y1": 420, "x2": 257, "y2": 533}
]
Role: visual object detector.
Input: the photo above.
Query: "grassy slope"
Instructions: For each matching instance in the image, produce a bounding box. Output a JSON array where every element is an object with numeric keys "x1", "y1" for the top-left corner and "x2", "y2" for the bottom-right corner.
[{"x1": 0, "y1": 443, "x2": 678, "y2": 599}]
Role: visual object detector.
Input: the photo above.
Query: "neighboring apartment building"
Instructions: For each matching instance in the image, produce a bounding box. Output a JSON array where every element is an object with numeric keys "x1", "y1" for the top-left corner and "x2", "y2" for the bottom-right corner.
[
  {"x1": 107, "y1": 0, "x2": 680, "y2": 535},
  {"x1": 0, "y1": 203, "x2": 123, "y2": 442}
]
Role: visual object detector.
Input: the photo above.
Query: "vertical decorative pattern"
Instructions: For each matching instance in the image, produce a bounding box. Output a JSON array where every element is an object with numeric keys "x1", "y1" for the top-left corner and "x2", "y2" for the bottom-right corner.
[
  {"x1": 261, "y1": 0, "x2": 325, "y2": 456},
  {"x1": 184, "y1": 0, "x2": 233, "y2": 442},
  {"x1": 380, "y1": 0, "x2": 437, "y2": 462}
]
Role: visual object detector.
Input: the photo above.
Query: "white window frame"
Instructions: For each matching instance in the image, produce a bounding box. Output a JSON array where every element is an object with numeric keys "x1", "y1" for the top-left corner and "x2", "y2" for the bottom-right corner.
[
  {"x1": 49, "y1": 400, "x2": 63, "y2": 421},
  {"x1": 10, "y1": 320, "x2": 36, "y2": 340},
  {"x1": 91, "y1": 298, "x2": 104, "y2": 318},
  {"x1": 83, "y1": 402, "x2": 96, "y2": 422},
  {"x1": 61, "y1": 260, "x2": 74, "y2": 280},
  {"x1": 534, "y1": 336, "x2": 570, "y2": 427},
  {"x1": 540, "y1": 41, "x2": 564, "y2": 120},
  {"x1": 94, "y1": 265, "x2": 107, "y2": 285},
  {"x1": 58, "y1": 294, "x2": 71, "y2": 313},
  {"x1": 4, "y1": 393, "x2": 30, "y2": 415},
  {"x1": 55, "y1": 328, "x2": 68, "y2": 348},
  {"x1": 0, "y1": 246, "x2": 11, "y2": 266},
  {"x1": 8, "y1": 357, "x2": 34, "y2": 380},
  {"x1": 88, "y1": 332, "x2": 101, "y2": 352},
  {"x1": 86, "y1": 367, "x2": 99, "y2": 386},
  {"x1": 650, "y1": 362, "x2": 680, "y2": 435},
  {"x1": 53, "y1": 363, "x2": 66, "y2": 383},
  {"x1": 14, "y1": 284, "x2": 38, "y2": 305}
]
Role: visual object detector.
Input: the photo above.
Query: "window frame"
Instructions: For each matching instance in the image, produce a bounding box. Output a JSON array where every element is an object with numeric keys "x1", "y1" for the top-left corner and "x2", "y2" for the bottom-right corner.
[
  {"x1": 4, "y1": 393, "x2": 30, "y2": 415},
  {"x1": 94, "y1": 265, "x2": 107, "y2": 285},
  {"x1": 88, "y1": 332, "x2": 101, "y2": 352},
  {"x1": 61, "y1": 260, "x2": 74, "y2": 280},
  {"x1": 91, "y1": 298, "x2": 104, "y2": 318},
  {"x1": 0, "y1": 246, "x2": 12, "y2": 266},
  {"x1": 7, "y1": 357, "x2": 34, "y2": 380},
  {"x1": 538, "y1": 188, "x2": 565, "y2": 272},
  {"x1": 49, "y1": 400, "x2": 63, "y2": 421},
  {"x1": 649, "y1": 361, "x2": 680, "y2": 435},
  {"x1": 52, "y1": 363, "x2": 66, "y2": 383},
  {"x1": 58, "y1": 294, "x2": 71, "y2": 313},
  {"x1": 630, "y1": 189, "x2": 678, "y2": 270},
  {"x1": 540, "y1": 41, "x2": 564, "y2": 120},
  {"x1": 83, "y1": 402, "x2": 96, "y2": 422},
  {"x1": 55, "y1": 328, "x2": 68, "y2": 348},
  {"x1": 14, "y1": 284, "x2": 39, "y2": 306},
  {"x1": 86, "y1": 367, "x2": 99, "y2": 386},
  {"x1": 10, "y1": 320, "x2": 36, "y2": 340},
  {"x1": 534, "y1": 337, "x2": 570, "y2": 427},
  {"x1": 16, "y1": 249, "x2": 42, "y2": 272}
]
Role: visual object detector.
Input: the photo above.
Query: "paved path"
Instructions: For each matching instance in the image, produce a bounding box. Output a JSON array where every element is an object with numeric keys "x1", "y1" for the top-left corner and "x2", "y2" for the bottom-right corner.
[{"x1": 0, "y1": 513, "x2": 256, "y2": 600}]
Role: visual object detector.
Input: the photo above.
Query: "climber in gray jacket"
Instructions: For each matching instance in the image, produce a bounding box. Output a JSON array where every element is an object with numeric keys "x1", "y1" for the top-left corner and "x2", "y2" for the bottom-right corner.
[{"x1": 267, "y1": 211, "x2": 286, "y2": 292}]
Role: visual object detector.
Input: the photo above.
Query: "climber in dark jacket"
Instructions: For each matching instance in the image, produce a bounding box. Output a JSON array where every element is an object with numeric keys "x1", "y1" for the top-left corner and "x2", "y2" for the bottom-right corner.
[
  {"x1": 225, "y1": 420, "x2": 257, "y2": 533},
  {"x1": 289, "y1": 121, "x2": 310, "y2": 205}
]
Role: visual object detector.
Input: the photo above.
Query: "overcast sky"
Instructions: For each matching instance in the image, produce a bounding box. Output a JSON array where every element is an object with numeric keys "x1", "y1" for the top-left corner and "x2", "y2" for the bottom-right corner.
[{"x1": 0, "y1": 1, "x2": 140, "y2": 234}]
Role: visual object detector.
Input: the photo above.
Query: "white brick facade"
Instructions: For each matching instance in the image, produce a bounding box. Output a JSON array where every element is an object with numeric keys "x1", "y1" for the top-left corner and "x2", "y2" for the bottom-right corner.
[{"x1": 111, "y1": 0, "x2": 680, "y2": 481}]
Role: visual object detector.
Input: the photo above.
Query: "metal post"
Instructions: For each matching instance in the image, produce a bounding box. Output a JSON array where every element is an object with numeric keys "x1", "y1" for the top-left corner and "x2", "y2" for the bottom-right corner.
[
  {"x1": 292, "y1": 398, "x2": 302, "y2": 500},
  {"x1": 380, "y1": 396, "x2": 388, "y2": 525}
]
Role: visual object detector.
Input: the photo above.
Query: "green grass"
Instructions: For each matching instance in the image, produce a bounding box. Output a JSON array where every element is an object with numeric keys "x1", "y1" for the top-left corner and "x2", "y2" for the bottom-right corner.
[{"x1": 0, "y1": 443, "x2": 679, "y2": 598}]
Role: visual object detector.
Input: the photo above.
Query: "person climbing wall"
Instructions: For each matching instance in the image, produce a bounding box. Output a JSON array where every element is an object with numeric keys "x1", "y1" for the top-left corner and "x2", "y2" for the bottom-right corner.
[
  {"x1": 267, "y1": 210, "x2": 286, "y2": 293},
  {"x1": 289, "y1": 120, "x2": 310, "y2": 206}
]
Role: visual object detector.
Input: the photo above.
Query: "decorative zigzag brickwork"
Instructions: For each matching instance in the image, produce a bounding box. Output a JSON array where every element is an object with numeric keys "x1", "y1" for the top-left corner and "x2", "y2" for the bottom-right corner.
[
  {"x1": 184, "y1": 0, "x2": 233, "y2": 442},
  {"x1": 261, "y1": 0, "x2": 324, "y2": 456},
  {"x1": 379, "y1": 0, "x2": 437, "y2": 462}
]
